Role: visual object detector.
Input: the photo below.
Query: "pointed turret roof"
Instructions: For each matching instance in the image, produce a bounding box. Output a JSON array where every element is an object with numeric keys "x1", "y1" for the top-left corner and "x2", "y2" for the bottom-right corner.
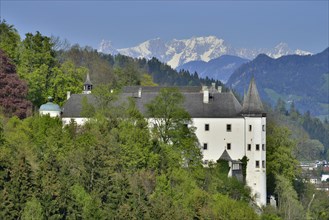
[
  {"x1": 84, "y1": 73, "x2": 92, "y2": 85},
  {"x1": 219, "y1": 150, "x2": 232, "y2": 161},
  {"x1": 241, "y1": 77, "x2": 264, "y2": 115}
]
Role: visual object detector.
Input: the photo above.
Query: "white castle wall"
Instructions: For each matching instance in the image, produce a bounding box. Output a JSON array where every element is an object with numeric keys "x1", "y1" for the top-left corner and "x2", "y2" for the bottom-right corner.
[
  {"x1": 193, "y1": 116, "x2": 266, "y2": 206},
  {"x1": 62, "y1": 117, "x2": 89, "y2": 126},
  {"x1": 40, "y1": 110, "x2": 61, "y2": 118}
]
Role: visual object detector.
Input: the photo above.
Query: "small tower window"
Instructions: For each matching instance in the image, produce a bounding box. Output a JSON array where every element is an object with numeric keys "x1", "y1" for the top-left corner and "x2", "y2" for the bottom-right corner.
[
  {"x1": 249, "y1": 125, "x2": 252, "y2": 131},
  {"x1": 227, "y1": 143, "x2": 231, "y2": 150},
  {"x1": 247, "y1": 144, "x2": 251, "y2": 151},
  {"x1": 232, "y1": 163, "x2": 240, "y2": 170},
  {"x1": 256, "y1": 144, "x2": 260, "y2": 151},
  {"x1": 262, "y1": 125, "x2": 265, "y2": 131},
  {"x1": 203, "y1": 143, "x2": 208, "y2": 150},
  {"x1": 256, "y1": 160, "x2": 260, "y2": 168},
  {"x1": 205, "y1": 124, "x2": 209, "y2": 131},
  {"x1": 262, "y1": 144, "x2": 265, "y2": 151},
  {"x1": 262, "y1": 160, "x2": 266, "y2": 168},
  {"x1": 226, "y1": 124, "x2": 232, "y2": 132}
]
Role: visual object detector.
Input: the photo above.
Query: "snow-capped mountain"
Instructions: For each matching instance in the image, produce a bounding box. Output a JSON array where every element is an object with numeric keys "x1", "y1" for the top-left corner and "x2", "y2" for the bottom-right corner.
[
  {"x1": 98, "y1": 40, "x2": 119, "y2": 55},
  {"x1": 98, "y1": 36, "x2": 312, "y2": 68}
]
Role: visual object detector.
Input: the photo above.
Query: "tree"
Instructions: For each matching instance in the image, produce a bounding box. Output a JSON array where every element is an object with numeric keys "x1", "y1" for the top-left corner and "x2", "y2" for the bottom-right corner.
[
  {"x1": 0, "y1": 50, "x2": 32, "y2": 118},
  {"x1": 275, "y1": 175, "x2": 304, "y2": 220},
  {"x1": 266, "y1": 121, "x2": 300, "y2": 195},
  {"x1": 146, "y1": 88, "x2": 202, "y2": 168},
  {"x1": 0, "y1": 20, "x2": 21, "y2": 61},
  {"x1": 141, "y1": 73, "x2": 158, "y2": 86},
  {"x1": 275, "y1": 98, "x2": 287, "y2": 115},
  {"x1": 21, "y1": 196, "x2": 44, "y2": 220},
  {"x1": 1, "y1": 155, "x2": 35, "y2": 219},
  {"x1": 17, "y1": 31, "x2": 56, "y2": 107},
  {"x1": 49, "y1": 61, "x2": 87, "y2": 106}
]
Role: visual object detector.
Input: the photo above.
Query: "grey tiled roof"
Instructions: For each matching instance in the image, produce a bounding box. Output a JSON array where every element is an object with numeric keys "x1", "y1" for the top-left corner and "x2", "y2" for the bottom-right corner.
[
  {"x1": 219, "y1": 150, "x2": 232, "y2": 161},
  {"x1": 62, "y1": 86, "x2": 243, "y2": 118},
  {"x1": 62, "y1": 94, "x2": 97, "y2": 117}
]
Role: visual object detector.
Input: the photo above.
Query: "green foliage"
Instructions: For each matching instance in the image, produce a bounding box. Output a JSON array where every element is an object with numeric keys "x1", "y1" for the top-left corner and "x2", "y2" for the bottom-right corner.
[
  {"x1": 0, "y1": 20, "x2": 21, "y2": 61},
  {"x1": 81, "y1": 96, "x2": 95, "y2": 118},
  {"x1": 266, "y1": 121, "x2": 300, "y2": 195},
  {"x1": 146, "y1": 88, "x2": 202, "y2": 168},
  {"x1": 275, "y1": 175, "x2": 305, "y2": 220},
  {"x1": 296, "y1": 139, "x2": 324, "y2": 161},
  {"x1": 49, "y1": 61, "x2": 87, "y2": 106},
  {"x1": 240, "y1": 156, "x2": 249, "y2": 184},
  {"x1": 21, "y1": 196, "x2": 44, "y2": 220},
  {"x1": 141, "y1": 73, "x2": 158, "y2": 86}
]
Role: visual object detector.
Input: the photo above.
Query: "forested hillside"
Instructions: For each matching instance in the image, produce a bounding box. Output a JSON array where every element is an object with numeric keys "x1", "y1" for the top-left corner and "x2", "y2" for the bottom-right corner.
[
  {"x1": 227, "y1": 49, "x2": 329, "y2": 118},
  {"x1": 1, "y1": 20, "x2": 329, "y2": 219}
]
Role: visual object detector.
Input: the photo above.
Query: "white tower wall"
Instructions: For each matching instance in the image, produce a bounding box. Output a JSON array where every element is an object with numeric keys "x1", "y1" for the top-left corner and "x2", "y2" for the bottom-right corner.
[{"x1": 193, "y1": 116, "x2": 267, "y2": 207}]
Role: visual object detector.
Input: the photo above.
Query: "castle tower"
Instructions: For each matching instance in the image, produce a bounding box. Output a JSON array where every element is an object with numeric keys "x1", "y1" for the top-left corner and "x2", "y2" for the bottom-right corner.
[
  {"x1": 241, "y1": 77, "x2": 267, "y2": 206},
  {"x1": 83, "y1": 73, "x2": 93, "y2": 94}
]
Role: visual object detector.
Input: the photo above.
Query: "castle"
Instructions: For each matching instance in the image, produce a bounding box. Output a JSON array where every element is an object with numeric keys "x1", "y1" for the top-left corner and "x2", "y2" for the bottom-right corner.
[{"x1": 40, "y1": 75, "x2": 267, "y2": 206}]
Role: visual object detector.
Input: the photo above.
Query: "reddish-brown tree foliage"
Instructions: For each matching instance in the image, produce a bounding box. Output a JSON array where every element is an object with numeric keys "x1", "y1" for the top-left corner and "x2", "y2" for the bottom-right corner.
[{"x1": 0, "y1": 49, "x2": 32, "y2": 118}]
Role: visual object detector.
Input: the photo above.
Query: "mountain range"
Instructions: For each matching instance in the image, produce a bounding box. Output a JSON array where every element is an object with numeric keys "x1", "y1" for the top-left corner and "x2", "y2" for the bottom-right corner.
[
  {"x1": 98, "y1": 36, "x2": 312, "y2": 69},
  {"x1": 227, "y1": 48, "x2": 329, "y2": 118},
  {"x1": 176, "y1": 55, "x2": 249, "y2": 83}
]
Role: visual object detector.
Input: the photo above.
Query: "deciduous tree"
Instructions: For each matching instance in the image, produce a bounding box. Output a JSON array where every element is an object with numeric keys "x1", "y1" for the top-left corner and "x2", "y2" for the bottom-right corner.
[{"x1": 0, "y1": 50, "x2": 32, "y2": 118}]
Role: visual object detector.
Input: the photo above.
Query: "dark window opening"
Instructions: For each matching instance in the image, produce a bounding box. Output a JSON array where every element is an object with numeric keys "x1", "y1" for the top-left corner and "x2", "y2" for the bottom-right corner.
[
  {"x1": 256, "y1": 160, "x2": 260, "y2": 168},
  {"x1": 226, "y1": 124, "x2": 232, "y2": 132},
  {"x1": 247, "y1": 144, "x2": 251, "y2": 151},
  {"x1": 256, "y1": 144, "x2": 260, "y2": 151},
  {"x1": 203, "y1": 143, "x2": 208, "y2": 150},
  {"x1": 205, "y1": 124, "x2": 209, "y2": 131},
  {"x1": 227, "y1": 143, "x2": 231, "y2": 150}
]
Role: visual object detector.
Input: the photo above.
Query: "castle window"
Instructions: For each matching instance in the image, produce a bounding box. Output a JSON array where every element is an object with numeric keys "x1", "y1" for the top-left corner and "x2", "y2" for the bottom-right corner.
[
  {"x1": 247, "y1": 144, "x2": 251, "y2": 151},
  {"x1": 226, "y1": 124, "x2": 232, "y2": 132},
  {"x1": 262, "y1": 125, "x2": 265, "y2": 131},
  {"x1": 249, "y1": 125, "x2": 252, "y2": 131},
  {"x1": 256, "y1": 160, "x2": 260, "y2": 168},
  {"x1": 262, "y1": 160, "x2": 266, "y2": 168},
  {"x1": 203, "y1": 143, "x2": 208, "y2": 150},
  {"x1": 227, "y1": 143, "x2": 231, "y2": 150},
  {"x1": 205, "y1": 124, "x2": 209, "y2": 131},
  {"x1": 256, "y1": 144, "x2": 260, "y2": 151},
  {"x1": 262, "y1": 144, "x2": 265, "y2": 151},
  {"x1": 232, "y1": 163, "x2": 240, "y2": 170}
]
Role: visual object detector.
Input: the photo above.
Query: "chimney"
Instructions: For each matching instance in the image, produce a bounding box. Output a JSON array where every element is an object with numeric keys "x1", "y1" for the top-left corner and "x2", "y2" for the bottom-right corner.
[
  {"x1": 203, "y1": 87, "x2": 209, "y2": 103},
  {"x1": 211, "y1": 83, "x2": 216, "y2": 89},
  {"x1": 138, "y1": 87, "x2": 142, "y2": 98},
  {"x1": 67, "y1": 91, "x2": 71, "y2": 100},
  {"x1": 218, "y1": 86, "x2": 222, "y2": 93}
]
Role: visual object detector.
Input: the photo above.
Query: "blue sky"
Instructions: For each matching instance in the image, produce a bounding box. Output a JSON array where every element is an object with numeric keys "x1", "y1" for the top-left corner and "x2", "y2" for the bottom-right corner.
[{"x1": 1, "y1": 1, "x2": 328, "y2": 53}]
